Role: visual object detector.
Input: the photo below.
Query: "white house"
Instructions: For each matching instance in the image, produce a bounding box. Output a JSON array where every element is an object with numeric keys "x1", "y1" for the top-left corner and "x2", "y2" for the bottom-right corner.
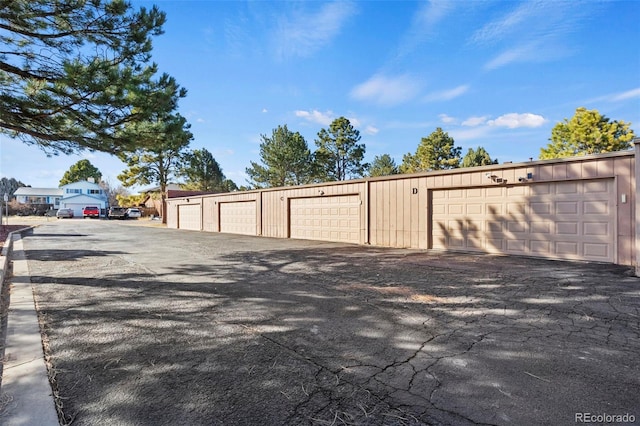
[
  {"x1": 13, "y1": 178, "x2": 109, "y2": 216},
  {"x1": 58, "y1": 179, "x2": 108, "y2": 216},
  {"x1": 13, "y1": 187, "x2": 63, "y2": 208}
]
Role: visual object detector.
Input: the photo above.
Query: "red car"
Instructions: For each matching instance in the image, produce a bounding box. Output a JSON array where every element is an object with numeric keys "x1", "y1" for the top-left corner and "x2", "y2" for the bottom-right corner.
[{"x1": 83, "y1": 206, "x2": 100, "y2": 218}]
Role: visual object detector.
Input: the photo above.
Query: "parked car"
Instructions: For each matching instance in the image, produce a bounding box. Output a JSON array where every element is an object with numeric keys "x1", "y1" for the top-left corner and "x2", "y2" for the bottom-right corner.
[
  {"x1": 108, "y1": 207, "x2": 128, "y2": 220},
  {"x1": 56, "y1": 208, "x2": 74, "y2": 219},
  {"x1": 83, "y1": 206, "x2": 100, "y2": 218},
  {"x1": 126, "y1": 208, "x2": 141, "y2": 219}
]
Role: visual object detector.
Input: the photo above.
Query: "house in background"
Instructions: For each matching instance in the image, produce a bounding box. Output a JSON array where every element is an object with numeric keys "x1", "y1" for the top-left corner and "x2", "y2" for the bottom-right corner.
[
  {"x1": 58, "y1": 178, "x2": 108, "y2": 217},
  {"x1": 14, "y1": 178, "x2": 109, "y2": 217},
  {"x1": 13, "y1": 187, "x2": 63, "y2": 208}
]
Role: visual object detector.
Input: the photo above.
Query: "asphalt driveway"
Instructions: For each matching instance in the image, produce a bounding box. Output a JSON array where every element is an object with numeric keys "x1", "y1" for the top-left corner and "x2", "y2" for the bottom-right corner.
[{"x1": 13, "y1": 220, "x2": 640, "y2": 425}]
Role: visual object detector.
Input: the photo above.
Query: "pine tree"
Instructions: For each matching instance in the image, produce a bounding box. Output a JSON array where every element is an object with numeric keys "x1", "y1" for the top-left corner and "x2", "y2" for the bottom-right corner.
[
  {"x1": 0, "y1": 0, "x2": 181, "y2": 155},
  {"x1": 461, "y1": 147, "x2": 498, "y2": 167},
  {"x1": 400, "y1": 128, "x2": 461, "y2": 173},
  {"x1": 369, "y1": 154, "x2": 399, "y2": 177},
  {"x1": 314, "y1": 117, "x2": 367, "y2": 181},
  {"x1": 59, "y1": 160, "x2": 102, "y2": 185},
  {"x1": 540, "y1": 107, "x2": 635, "y2": 159},
  {"x1": 246, "y1": 125, "x2": 314, "y2": 188}
]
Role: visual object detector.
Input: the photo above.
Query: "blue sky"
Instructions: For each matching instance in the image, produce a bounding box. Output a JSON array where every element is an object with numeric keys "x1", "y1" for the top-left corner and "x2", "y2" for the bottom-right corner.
[{"x1": 1, "y1": 0, "x2": 639, "y2": 191}]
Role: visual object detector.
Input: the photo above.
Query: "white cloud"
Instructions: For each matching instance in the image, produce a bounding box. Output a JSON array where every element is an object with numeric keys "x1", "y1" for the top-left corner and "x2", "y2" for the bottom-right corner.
[
  {"x1": 610, "y1": 88, "x2": 640, "y2": 102},
  {"x1": 275, "y1": 2, "x2": 357, "y2": 58},
  {"x1": 396, "y1": 0, "x2": 456, "y2": 57},
  {"x1": 295, "y1": 109, "x2": 335, "y2": 126},
  {"x1": 350, "y1": 74, "x2": 422, "y2": 106},
  {"x1": 471, "y1": 2, "x2": 587, "y2": 46},
  {"x1": 583, "y1": 87, "x2": 640, "y2": 104},
  {"x1": 471, "y1": 2, "x2": 541, "y2": 45},
  {"x1": 438, "y1": 114, "x2": 456, "y2": 124},
  {"x1": 473, "y1": 2, "x2": 593, "y2": 70},
  {"x1": 364, "y1": 125, "x2": 379, "y2": 135},
  {"x1": 484, "y1": 43, "x2": 539, "y2": 70},
  {"x1": 487, "y1": 113, "x2": 546, "y2": 129},
  {"x1": 196, "y1": 118, "x2": 206, "y2": 123},
  {"x1": 262, "y1": 108, "x2": 268, "y2": 113},
  {"x1": 423, "y1": 85, "x2": 469, "y2": 102},
  {"x1": 462, "y1": 116, "x2": 489, "y2": 127}
]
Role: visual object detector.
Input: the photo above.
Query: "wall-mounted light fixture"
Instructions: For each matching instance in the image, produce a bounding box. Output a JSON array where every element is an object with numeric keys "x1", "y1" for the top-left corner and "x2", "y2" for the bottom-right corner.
[
  {"x1": 318, "y1": 190, "x2": 325, "y2": 196},
  {"x1": 518, "y1": 173, "x2": 534, "y2": 183},
  {"x1": 186, "y1": 198, "x2": 190, "y2": 202},
  {"x1": 486, "y1": 172, "x2": 508, "y2": 184}
]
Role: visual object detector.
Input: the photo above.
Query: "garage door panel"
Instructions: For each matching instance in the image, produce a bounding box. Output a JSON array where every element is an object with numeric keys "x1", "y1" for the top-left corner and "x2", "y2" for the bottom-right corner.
[
  {"x1": 179, "y1": 204, "x2": 201, "y2": 231},
  {"x1": 584, "y1": 243, "x2": 609, "y2": 259},
  {"x1": 486, "y1": 187, "x2": 504, "y2": 197},
  {"x1": 530, "y1": 222, "x2": 551, "y2": 234},
  {"x1": 556, "y1": 242, "x2": 579, "y2": 256},
  {"x1": 432, "y1": 180, "x2": 615, "y2": 262},
  {"x1": 584, "y1": 222, "x2": 609, "y2": 236},
  {"x1": 531, "y1": 240, "x2": 551, "y2": 254},
  {"x1": 556, "y1": 201, "x2": 578, "y2": 214},
  {"x1": 556, "y1": 222, "x2": 579, "y2": 235},
  {"x1": 220, "y1": 201, "x2": 256, "y2": 235},
  {"x1": 506, "y1": 239, "x2": 527, "y2": 252},
  {"x1": 556, "y1": 182, "x2": 579, "y2": 194},
  {"x1": 584, "y1": 200, "x2": 609, "y2": 215},
  {"x1": 585, "y1": 180, "x2": 608, "y2": 193},
  {"x1": 290, "y1": 195, "x2": 360, "y2": 244},
  {"x1": 507, "y1": 221, "x2": 527, "y2": 233},
  {"x1": 531, "y1": 202, "x2": 551, "y2": 215}
]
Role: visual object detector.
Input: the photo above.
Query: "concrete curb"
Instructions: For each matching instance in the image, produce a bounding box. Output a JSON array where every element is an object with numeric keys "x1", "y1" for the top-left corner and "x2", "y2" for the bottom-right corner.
[
  {"x1": 0, "y1": 229, "x2": 13, "y2": 298},
  {"x1": 0, "y1": 231, "x2": 59, "y2": 425}
]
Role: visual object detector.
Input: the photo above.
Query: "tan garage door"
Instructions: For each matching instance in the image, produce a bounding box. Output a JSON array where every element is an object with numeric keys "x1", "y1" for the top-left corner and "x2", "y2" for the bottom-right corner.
[
  {"x1": 178, "y1": 204, "x2": 201, "y2": 231},
  {"x1": 290, "y1": 195, "x2": 361, "y2": 244},
  {"x1": 219, "y1": 201, "x2": 257, "y2": 235},
  {"x1": 431, "y1": 179, "x2": 615, "y2": 262}
]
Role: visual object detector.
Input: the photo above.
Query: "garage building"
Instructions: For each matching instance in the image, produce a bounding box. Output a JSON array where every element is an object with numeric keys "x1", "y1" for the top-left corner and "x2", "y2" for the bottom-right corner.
[{"x1": 167, "y1": 145, "x2": 639, "y2": 273}]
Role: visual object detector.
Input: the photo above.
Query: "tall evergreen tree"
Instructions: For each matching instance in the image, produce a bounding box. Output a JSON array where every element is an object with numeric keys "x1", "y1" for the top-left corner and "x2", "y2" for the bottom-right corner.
[
  {"x1": 461, "y1": 147, "x2": 498, "y2": 168},
  {"x1": 179, "y1": 148, "x2": 226, "y2": 191},
  {"x1": 540, "y1": 107, "x2": 635, "y2": 159},
  {"x1": 246, "y1": 125, "x2": 314, "y2": 188},
  {"x1": 59, "y1": 159, "x2": 102, "y2": 185},
  {"x1": 400, "y1": 128, "x2": 461, "y2": 173},
  {"x1": 368, "y1": 154, "x2": 399, "y2": 177},
  {"x1": 314, "y1": 117, "x2": 367, "y2": 181},
  {"x1": 0, "y1": 0, "x2": 179, "y2": 155},
  {"x1": 0, "y1": 177, "x2": 27, "y2": 197}
]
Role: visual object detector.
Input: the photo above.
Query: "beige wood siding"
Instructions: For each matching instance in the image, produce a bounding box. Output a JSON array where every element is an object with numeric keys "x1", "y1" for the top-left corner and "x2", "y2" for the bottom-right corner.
[
  {"x1": 178, "y1": 204, "x2": 201, "y2": 231},
  {"x1": 219, "y1": 201, "x2": 257, "y2": 235},
  {"x1": 166, "y1": 200, "x2": 177, "y2": 228},
  {"x1": 289, "y1": 195, "x2": 361, "y2": 243},
  {"x1": 432, "y1": 179, "x2": 616, "y2": 262},
  {"x1": 202, "y1": 197, "x2": 217, "y2": 232}
]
